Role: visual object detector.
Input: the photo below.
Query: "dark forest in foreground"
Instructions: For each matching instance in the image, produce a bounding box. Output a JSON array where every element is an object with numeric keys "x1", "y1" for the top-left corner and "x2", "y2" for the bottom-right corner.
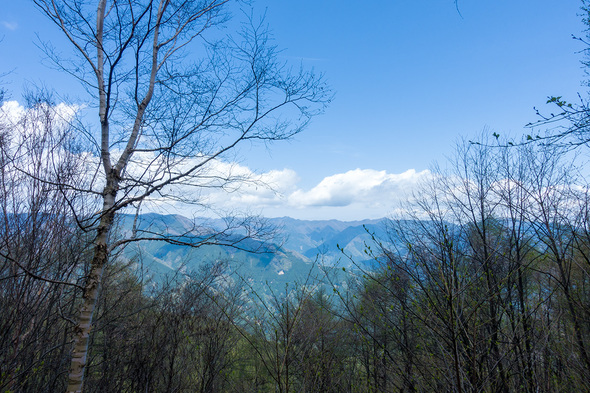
[{"x1": 2, "y1": 138, "x2": 590, "y2": 392}]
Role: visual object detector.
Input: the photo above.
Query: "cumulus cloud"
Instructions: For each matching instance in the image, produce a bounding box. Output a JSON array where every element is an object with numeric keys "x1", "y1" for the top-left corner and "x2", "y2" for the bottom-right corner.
[
  {"x1": 1, "y1": 100, "x2": 429, "y2": 220},
  {"x1": 137, "y1": 163, "x2": 430, "y2": 220},
  {"x1": 1, "y1": 100, "x2": 81, "y2": 126},
  {"x1": 132, "y1": 156, "x2": 301, "y2": 215},
  {"x1": 0, "y1": 101, "x2": 25, "y2": 122},
  {"x1": 224, "y1": 168, "x2": 300, "y2": 206},
  {"x1": 288, "y1": 169, "x2": 428, "y2": 208},
  {"x1": 155, "y1": 166, "x2": 430, "y2": 220},
  {"x1": 1, "y1": 21, "x2": 18, "y2": 31}
]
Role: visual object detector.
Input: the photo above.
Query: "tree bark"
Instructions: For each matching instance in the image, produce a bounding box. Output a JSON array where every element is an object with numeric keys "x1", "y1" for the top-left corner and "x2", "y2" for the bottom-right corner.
[{"x1": 66, "y1": 179, "x2": 117, "y2": 393}]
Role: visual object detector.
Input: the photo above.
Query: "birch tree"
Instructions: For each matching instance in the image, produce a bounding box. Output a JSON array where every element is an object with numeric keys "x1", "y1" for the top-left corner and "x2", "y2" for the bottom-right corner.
[{"x1": 31, "y1": 1, "x2": 329, "y2": 391}]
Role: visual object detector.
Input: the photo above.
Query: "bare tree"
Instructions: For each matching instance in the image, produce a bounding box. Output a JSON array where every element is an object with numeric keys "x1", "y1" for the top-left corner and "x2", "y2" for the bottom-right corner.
[
  {"x1": 0, "y1": 93, "x2": 90, "y2": 392},
  {"x1": 30, "y1": 1, "x2": 330, "y2": 391},
  {"x1": 520, "y1": 2, "x2": 590, "y2": 148}
]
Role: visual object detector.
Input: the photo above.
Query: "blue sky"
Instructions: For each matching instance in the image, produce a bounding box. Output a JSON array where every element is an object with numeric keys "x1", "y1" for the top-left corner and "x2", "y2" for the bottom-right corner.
[{"x1": 0, "y1": 0, "x2": 586, "y2": 220}]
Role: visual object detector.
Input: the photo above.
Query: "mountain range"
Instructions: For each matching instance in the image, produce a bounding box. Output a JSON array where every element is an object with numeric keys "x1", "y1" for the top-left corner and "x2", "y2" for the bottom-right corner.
[{"x1": 115, "y1": 214, "x2": 391, "y2": 295}]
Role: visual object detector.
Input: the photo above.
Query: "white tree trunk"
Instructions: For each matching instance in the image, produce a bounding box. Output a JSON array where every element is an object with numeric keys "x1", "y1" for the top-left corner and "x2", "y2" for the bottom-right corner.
[{"x1": 66, "y1": 181, "x2": 116, "y2": 393}]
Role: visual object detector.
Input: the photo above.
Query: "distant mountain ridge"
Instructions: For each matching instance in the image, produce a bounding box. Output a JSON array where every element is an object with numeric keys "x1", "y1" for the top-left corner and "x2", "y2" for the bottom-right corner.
[
  {"x1": 265, "y1": 217, "x2": 386, "y2": 265},
  {"x1": 115, "y1": 214, "x2": 389, "y2": 294}
]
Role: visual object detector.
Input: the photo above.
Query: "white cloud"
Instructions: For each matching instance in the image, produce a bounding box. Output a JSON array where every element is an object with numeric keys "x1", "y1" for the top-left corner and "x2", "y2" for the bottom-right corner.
[
  {"x1": 152, "y1": 166, "x2": 430, "y2": 220},
  {"x1": 1, "y1": 21, "x2": 18, "y2": 31},
  {"x1": 1, "y1": 100, "x2": 429, "y2": 220},
  {"x1": 0, "y1": 101, "x2": 25, "y2": 123},
  {"x1": 288, "y1": 168, "x2": 429, "y2": 208},
  {"x1": 1, "y1": 100, "x2": 81, "y2": 127}
]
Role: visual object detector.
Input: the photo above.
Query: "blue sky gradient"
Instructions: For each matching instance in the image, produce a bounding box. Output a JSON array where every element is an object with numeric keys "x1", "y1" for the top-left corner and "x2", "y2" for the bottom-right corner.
[{"x1": 0, "y1": 0, "x2": 586, "y2": 219}]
